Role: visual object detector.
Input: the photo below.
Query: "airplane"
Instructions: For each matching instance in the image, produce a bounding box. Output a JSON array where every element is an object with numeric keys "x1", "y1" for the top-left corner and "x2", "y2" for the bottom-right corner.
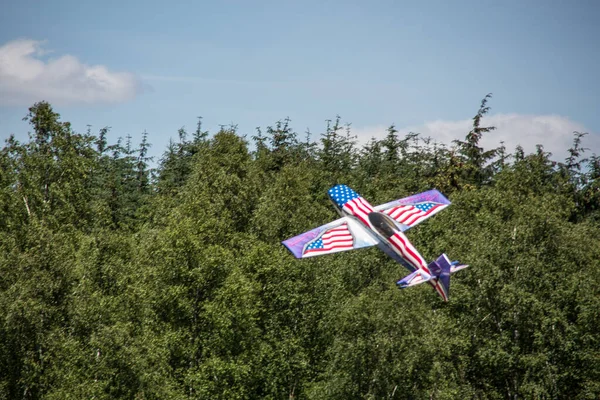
[{"x1": 281, "y1": 184, "x2": 468, "y2": 301}]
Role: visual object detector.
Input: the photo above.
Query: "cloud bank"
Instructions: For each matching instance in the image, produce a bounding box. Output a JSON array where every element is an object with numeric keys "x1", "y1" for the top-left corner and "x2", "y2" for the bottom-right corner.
[
  {"x1": 0, "y1": 39, "x2": 142, "y2": 106},
  {"x1": 352, "y1": 114, "x2": 598, "y2": 161}
]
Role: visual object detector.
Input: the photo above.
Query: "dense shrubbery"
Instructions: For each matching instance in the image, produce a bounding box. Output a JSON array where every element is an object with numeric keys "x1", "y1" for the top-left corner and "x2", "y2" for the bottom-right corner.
[{"x1": 1, "y1": 98, "x2": 599, "y2": 399}]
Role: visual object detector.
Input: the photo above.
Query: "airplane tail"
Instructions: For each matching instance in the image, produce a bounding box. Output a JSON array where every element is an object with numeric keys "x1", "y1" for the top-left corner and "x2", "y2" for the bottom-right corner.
[{"x1": 396, "y1": 253, "x2": 468, "y2": 301}]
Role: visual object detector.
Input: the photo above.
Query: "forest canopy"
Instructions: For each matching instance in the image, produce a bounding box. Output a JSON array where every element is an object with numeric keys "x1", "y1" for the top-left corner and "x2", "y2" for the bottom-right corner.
[{"x1": 1, "y1": 97, "x2": 599, "y2": 399}]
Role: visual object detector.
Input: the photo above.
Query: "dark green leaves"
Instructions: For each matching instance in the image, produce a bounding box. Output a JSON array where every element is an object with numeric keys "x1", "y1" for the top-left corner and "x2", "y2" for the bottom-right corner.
[{"x1": 1, "y1": 100, "x2": 598, "y2": 399}]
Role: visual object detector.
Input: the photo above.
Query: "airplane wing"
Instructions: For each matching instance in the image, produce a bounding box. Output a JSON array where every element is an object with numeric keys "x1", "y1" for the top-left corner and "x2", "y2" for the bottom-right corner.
[
  {"x1": 281, "y1": 217, "x2": 380, "y2": 259},
  {"x1": 374, "y1": 189, "x2": 451, "y2": 231}
]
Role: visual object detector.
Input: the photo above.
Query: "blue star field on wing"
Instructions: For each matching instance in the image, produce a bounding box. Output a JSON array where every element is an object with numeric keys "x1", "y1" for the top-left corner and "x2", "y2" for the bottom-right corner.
[
  {"x1": 415, "y1": 203, "x2": 435, "y2": 212},
  {"x1": 328, "y1": 185, "x2": 360, "y2": 208}
]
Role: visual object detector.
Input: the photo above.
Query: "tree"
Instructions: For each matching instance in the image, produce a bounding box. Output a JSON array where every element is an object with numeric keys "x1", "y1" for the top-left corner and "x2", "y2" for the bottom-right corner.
[
  {"x1": 2, "y1": 100, "x2": 599, "y2": 399},
  {"x1": 453, "y1": 93, "x2": 499, "y2": 187}
]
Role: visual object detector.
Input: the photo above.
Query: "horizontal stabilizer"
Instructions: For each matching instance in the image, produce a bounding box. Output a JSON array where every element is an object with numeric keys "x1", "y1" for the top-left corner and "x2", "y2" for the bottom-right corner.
[
  {"x1": 450, "y1": 262, "x2": 469, "y2": 274},
  {"x1": 396, "y1": 270, "x2": 433, "y2": 288},
  {"x1": 396, "y1": 253, "x2": 469, "y2": 301}
]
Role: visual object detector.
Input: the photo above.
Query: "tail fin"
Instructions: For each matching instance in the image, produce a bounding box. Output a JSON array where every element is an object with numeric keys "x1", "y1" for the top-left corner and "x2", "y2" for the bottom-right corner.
[
  {"x1": 396, "y1": 253, "x2": 468, "y2": 301},
  {"x1": 432, "y1": 254, "x2": 452, "y2": 300}
]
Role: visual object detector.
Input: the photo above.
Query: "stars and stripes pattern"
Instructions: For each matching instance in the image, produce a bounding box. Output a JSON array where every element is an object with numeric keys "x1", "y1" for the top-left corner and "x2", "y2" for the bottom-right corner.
[
  {"x1": 326, "y1": 185, "x2": 448, "y2": 300},
  {"x1": 383, "y1": 202, "x2": 446, "y2": 228},
  {"x1": 387, "y1": 231, "x2": 430, "y2": 273},
  {"x1": 303, "y1": 223, "x2": 354, "y2": 255},
  {"x1": 328, "y1": 185, "x2": 375, "y2": 227}
]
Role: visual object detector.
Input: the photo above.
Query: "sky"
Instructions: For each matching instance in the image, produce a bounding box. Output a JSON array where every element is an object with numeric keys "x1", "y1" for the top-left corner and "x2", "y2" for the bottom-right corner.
[{"x1": 1, "y1": 0, "x2": 599, "y2": 164}]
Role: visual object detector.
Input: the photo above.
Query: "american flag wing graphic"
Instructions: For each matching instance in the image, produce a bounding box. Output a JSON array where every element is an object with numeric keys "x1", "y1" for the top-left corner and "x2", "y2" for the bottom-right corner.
[
  {"x1": 327, "y1": 184, "x2": 376, "y2": 227},
  {"x1": 374, "y1": 189, "x2": 451, "y2": 231},
  {"x1": 282, "y1": 217, "x2": 380, "y2": 259},
  {"x1": 303, "y1": 222, "x2": 354, "y2": 256}
]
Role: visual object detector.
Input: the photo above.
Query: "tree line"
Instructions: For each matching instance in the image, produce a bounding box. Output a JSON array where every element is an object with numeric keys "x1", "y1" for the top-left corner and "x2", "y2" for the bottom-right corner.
[{"x1": 0, "y1": 96, "x2": 599, "y2": 399}]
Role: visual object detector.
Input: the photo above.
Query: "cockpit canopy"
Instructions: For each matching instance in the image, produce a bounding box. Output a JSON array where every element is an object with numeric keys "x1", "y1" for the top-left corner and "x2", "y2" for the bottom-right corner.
[{"x1": 368, "y1": 211, "x2": 400, "y2": 239}]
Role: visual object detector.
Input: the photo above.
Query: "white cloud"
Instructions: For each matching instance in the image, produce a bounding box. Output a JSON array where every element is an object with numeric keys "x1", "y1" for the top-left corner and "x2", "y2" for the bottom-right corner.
[
  {"x1": 352, "y1": 114, "x2": 599, "y2": 161},
  {"x1": 0, "y1": 38, "x2": 142, "y2": 106}
]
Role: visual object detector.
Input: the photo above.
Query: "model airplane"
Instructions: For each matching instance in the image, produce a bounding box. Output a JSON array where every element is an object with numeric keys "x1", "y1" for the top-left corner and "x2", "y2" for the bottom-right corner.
[{"x1": 282, "y1": 184, "x2": 468, "y2": 301}]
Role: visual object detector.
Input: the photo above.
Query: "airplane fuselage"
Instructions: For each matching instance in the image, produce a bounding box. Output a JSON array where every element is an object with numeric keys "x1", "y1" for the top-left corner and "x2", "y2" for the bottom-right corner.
[
  {"x1": 283, "y1": 184, "x2": 465, "y2": 302},
  {"x1": 327, "y1": 191, "x2": 427, "y2": 274},
  {"x1": 327, "y1": 189, "x2": 449, "y2": 300}
]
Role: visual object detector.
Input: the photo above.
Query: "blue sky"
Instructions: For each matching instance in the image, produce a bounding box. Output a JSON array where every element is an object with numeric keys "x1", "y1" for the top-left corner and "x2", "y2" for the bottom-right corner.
[{"x1": 1, "y1": 0, "x2": 599, "y2": 163}]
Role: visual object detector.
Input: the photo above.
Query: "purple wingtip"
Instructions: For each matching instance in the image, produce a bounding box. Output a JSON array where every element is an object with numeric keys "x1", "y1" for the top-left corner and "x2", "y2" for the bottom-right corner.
[
  {"x1": 282, "y1": 239, "x2": 304, "y2": 258},
  {"x1": 281, "y1": 227, "x2": 322, "y2": 259},
  {"x1": 400, "y1": 189, "x2": 451, "y2": 205}
]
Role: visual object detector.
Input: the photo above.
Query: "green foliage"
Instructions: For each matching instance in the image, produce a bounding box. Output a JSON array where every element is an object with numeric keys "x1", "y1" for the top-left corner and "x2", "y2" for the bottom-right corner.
[
  {"x1": 0, "y1": 98, "x2": 598, "y2": 399},
  {"x1": 453, "y1": 93, "x2": 501, "y2": 187}
]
